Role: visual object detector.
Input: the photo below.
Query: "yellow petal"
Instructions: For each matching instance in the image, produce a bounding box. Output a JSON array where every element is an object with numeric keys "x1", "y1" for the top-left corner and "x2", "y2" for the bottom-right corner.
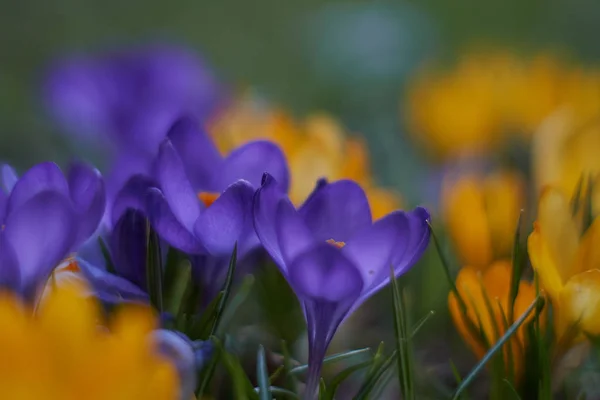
[
  {"x1": 527, "y1": 223, "x2": 564, "y2": 301},
  {"x1": 537, "y1": 187, "x2": 580, "y2": 281},
  {"x1": 443, "y1": 176, "x2": 493, "y2": 269},
  {"x1": 560, "y1": 269, "x2": 600, "y2": 334},
  {"x1": 483, "y1": 171, "x2": 525, "y2": 257}
]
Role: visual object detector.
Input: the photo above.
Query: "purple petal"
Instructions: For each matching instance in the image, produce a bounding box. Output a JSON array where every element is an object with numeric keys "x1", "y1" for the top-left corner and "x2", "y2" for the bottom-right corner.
[
  {"x1": 253, "y1": 173, "x2": 287, "y2": 269},
  {"x1": 215, "y1": 140, "x2": 289, "y2": 192},
  {"x1": 7, "y1": 162, "x2": 70, "y2": 215},
  {"x1": 0, "y1": 233, "x2": 20, "y2": 290},
  {"x1": 4, "y1": 191, "x2": 75, "y2": 292},
  {"x1": 167, "y1": 116, "x2": 224, "y2": 190},
  {"x1": 151, "y1": 330, "x2": 197, "y2": 399},
  {"x1": 275, "y1": 198, "x2": 316, "y2": 277},
  {"x1": 77, "y1": 258, "x2": 149, "y2": 304},
  {"x1": 154, "y1": 140, "x2": 201, "y2": 231},
  {"x1": 146, "y1": 188, "x2": 204, "y2": 254},
  {"x1": 111, "y1": 174, "x2": 155, "y2": 225},
  {"x1": 67, "y1": 162, "x2": 106, "y2": 248},
  {"x1": 193, "y1": 180, "x2": 254, "y2": 256},
  {"x1": 299, "y1": 180, "x2": 372, "y2": 242},
  {"x1": 343, "y1": 208, "x2": 430, "y2": 304},
  {"x1": 2, "y1": 164, "x2": 18, "y2": 193},
  {"x1": 110, "y1": 209, "x2": 147, "y2": 289},
  {"x1": 288, "y1": 243, "x2": 363, "y2": 303}
]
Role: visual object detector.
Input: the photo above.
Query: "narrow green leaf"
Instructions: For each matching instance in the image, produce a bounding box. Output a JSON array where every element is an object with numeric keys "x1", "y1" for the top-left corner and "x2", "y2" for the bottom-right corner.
[
  {"x1": 218, "y1": 275, "x2": 255, "y2": 334},
  {"x1": 281, "y1": 340, "x2": 298, "y2": 393},
  {"x1": 268, "y1": 365, "x2": 284, "y2": 384},
  {"x1": 211, "y1": 336, "x2": 259, "y2": 400},
  {"x1": 164, "y1": 258, "x2": 191, "y2": 316},
  {"x1": 410, "y1": 310, "x2": 435, "y2": 338},
  {"x1": 210, "y1": 243, "x2": 238, "y2": 337},
  {"x1": 571, "y1": 174, "x2": 585, "y2": 216},
  {"x1": 145, "y1": 220, "x2": 163, "y2": 312},
  {"x1": 254, "y1": 387, "x2": 299, "y2": 399},
  {"x1": 502, "y1": 378, "x2": 522, "y2": 399},
  {"x1": 390, "y1": 264, "x2": 414, "y2": 400},
  {"x1": 583, "y1": 175, "x2": 594, "y2": 231},
  {"x1": 288, "y1": 347, "x2": 371, "y2": 375},
  {"x1": 257, "y1": 345, "x2": 272, "y2": 400},
  {"x1": 187, "y1": 292, "x2": 223, "y2": 340},
  {"x1": 451, "y1": 296, "x2": 543, "y2": 400},
  {"x1": 508, "y1": 210, "x2": 524, "y2": 324},
  {"x1": 354, "y1": 350, "x2": 398, "y2": 400},
  {"x1": 196, "y1": 349, "x2": 220, "y2": 397},
  {"x1": 324, "y1": 360, "x2": 372, "y2": 400}
]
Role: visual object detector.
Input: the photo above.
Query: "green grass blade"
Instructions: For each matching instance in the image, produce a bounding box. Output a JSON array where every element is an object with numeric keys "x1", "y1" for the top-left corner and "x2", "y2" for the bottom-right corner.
[
  {"x1": 97, "y1": 236, "x2": 116, "y2": 274},
  {"x1": 323, "y1": 360, "x2": 372, "y2": 400},
  {"x1": 257, "y1": 345, "x2": 272, "y2": 400},
  {"x1": 256, "y1": 387, "x2": 299, "y2": 399},
  {"x1": 288, "y1": 347, "x2": 371, "y2": 375},
  {"x1": 410, "y1": 310, "x2": 435, "y2": 338},
  {"x1": 210, "y1": 243, "x2": 238, "y2": 337},
  {"x1": 145, "y1": 220, "x2": 163, "y2": 312},
  {"x1": 508, "y1": 210, "x2": 525, "y2": 324},
  {"x1": 452, "y1": 296, "x2": 543, "y2": 400},
  {"x1": 218, "y1": 275, "x2": 255, "y2": 334},
  {"x1": 390, "y1": 264, "x2": 414, "y2": 400},
  {"x1": 354, "y1": 350, "x2": 398, "y2": 400}
]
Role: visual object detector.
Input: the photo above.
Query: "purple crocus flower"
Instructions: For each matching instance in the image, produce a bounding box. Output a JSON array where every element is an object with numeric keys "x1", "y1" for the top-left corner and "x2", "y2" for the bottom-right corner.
[
  {"x1": 145, "y1": 116, "x2": 289, "y2": 259},
  {"x1": 0, "y1": 161, "x2": 105, "y2": 298},
  {"x1": 253, "y1": 173, "x2": 430, "y2": 398},
  {"x1": 44, "y1": 44, "x2": 224, "y2": 156}
]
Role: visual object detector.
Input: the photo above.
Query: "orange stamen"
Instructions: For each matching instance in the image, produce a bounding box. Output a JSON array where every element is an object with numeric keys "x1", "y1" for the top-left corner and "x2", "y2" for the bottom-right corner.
[
  {"x1": 198, "y1": 192, "x2": 220, "y2": 208},
  {"x1": 58, "y1": 257, "x2": 80, "y2": 273},
  {"x1": 326, "y1": 239, "x2": 346, "y2": 249}
]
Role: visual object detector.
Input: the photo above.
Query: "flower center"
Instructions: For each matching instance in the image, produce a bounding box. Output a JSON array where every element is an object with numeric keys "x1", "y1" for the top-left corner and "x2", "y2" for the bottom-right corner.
[
  {"x1": 326, "y1": 238, "x2": 346, "y2": 249},
  {"x1": 58, "y1": 257, "x2": 80, "y2": 272},
  {"x1": 198, "y1": 192, "x2": 220, "y2": 208}
]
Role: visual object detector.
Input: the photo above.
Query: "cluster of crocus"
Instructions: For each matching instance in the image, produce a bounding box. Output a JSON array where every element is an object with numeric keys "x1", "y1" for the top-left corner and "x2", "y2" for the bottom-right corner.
[
  {"x1": 209, "y1": 94, "x2": 403, "y2": 220},
  {"x1": 20, "y1": 45, "x2": 433, "y2": 399},
  {"x1": 406, "y1": 49, "x2": 600, "y2": 160}
]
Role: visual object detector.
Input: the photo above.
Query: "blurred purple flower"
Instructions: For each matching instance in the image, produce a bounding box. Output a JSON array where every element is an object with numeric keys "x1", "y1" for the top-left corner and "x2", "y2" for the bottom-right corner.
[
  {"x1": 253, "y1": 173, "x2": 430, "y2": 398},
  {"x1": 44, "y1": 44, "x2": 225, "y2": 156},
  {"x1": 0, "y1": 162, "x2": 105, "y2": 298}
]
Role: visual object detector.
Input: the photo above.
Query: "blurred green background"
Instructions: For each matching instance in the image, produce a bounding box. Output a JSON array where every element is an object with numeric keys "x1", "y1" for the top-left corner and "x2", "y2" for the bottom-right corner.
[{"x1": 2, "y1": 0, "x2": 600, "y2": 202}]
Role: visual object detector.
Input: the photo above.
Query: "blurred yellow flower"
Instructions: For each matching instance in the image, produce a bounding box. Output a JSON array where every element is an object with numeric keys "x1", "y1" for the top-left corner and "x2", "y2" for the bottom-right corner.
[
  {"x1": 209, "y1": 96, "x2": 402, "y2": 220},
  {"x1": 406, "y1": 54, "x2": 503, "y2": 159},
  {"x1": 442, "y1": 170, "x2": 525, "y2": 270},
  {"x1": 406, "y1": 50, "x2": 577, "y2": 159},
  {"x1": 533, "y1": 103, "x2": 600, "y2": 210},
  {"x1": 0, "y1": 283, "x2": 179, "y2": 399},
  {"x1": 448, "y1": 261, "x2": 536, "y2": 378},
  {"x1": 528, "y1": 187, "x2": 600, "y2": 337}
]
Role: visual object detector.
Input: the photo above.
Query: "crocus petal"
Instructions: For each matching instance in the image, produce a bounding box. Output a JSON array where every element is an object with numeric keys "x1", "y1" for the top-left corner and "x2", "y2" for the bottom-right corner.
[
  {"x1": 216, "y1": 140, "x2": 289, "y2": 192},
  {"x1": 561, "y1": 269, "x2": 600, "y2": 335},
  {"x1": 167, "y1": 116, "x2": 224, "y2": 190},
  {"x1": 253, "y1": 173, "x2": 287, "y2": 268},
  {"x1": 111, "y1": 174, "x2": 156, "y2": 225},
  {"x1": 572, "y1": 218, "x2": 600, "y2": 274},
  {"x1": 146, "y1": 188, "x2": 204, "y2": 254},
  {"x1": 4, "y1": 191, "x2": 75, "y2": 292},
  {"x1": 7, "y1": 162, "x2": 70, "y2": 215},
  {"x1": 154, "y1": 140, "x2": 201, "y2": 231},
  {"x1": 0, "y1": 234, "x2": 20, "y2": 290},
  {"x1": 110, "y1": 209, "x2": 147, "y2": 289},
  {"x1": 288, "y1": 243, "x2": 363, "y2": 303},
  {"x1": 1, "y1": 164, "x2": 18, "y2": 193},
  {"x1": 527, "y1": 224, "x2": 564, "y2": 301},
  {"x1": 193, "y1": 180, "x2": 254, "y2": 256},
  {"x1": 77, "y1": 258, "x2": 149, "y2": 304},
  {"x1": 343, "y1": 207, "x2": 430, "y2": 301},
  {"x1": 299, "y1": 180, "x2": 372, "y2": 242},
  {"x1": 537, "y1": 187, "x2": 580, "y2": 282},
  {"x1": 276, "y1": 198, "x2": 316, "y2": 277},
  {"x1": 67, "y1": 162, "x2": 106, "y2": 247}
]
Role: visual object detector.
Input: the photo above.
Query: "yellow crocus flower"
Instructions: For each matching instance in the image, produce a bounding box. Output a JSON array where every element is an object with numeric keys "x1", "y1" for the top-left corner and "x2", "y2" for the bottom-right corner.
[
  {"x1": 0, "y1": 283, "x2": 179, "y2": 399},
  {"x1": 209, "y1": 95, "x2": 403, "y2": 220},
  {"x1": 442, "y1": 171, "x2": 525, "y2": 270},
  {"x1": 528, "y1": 187, "x2": 600, "y2": 337},
  {"x1": 448, "y1": 261, "x2": 536, "y2": 378}
]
